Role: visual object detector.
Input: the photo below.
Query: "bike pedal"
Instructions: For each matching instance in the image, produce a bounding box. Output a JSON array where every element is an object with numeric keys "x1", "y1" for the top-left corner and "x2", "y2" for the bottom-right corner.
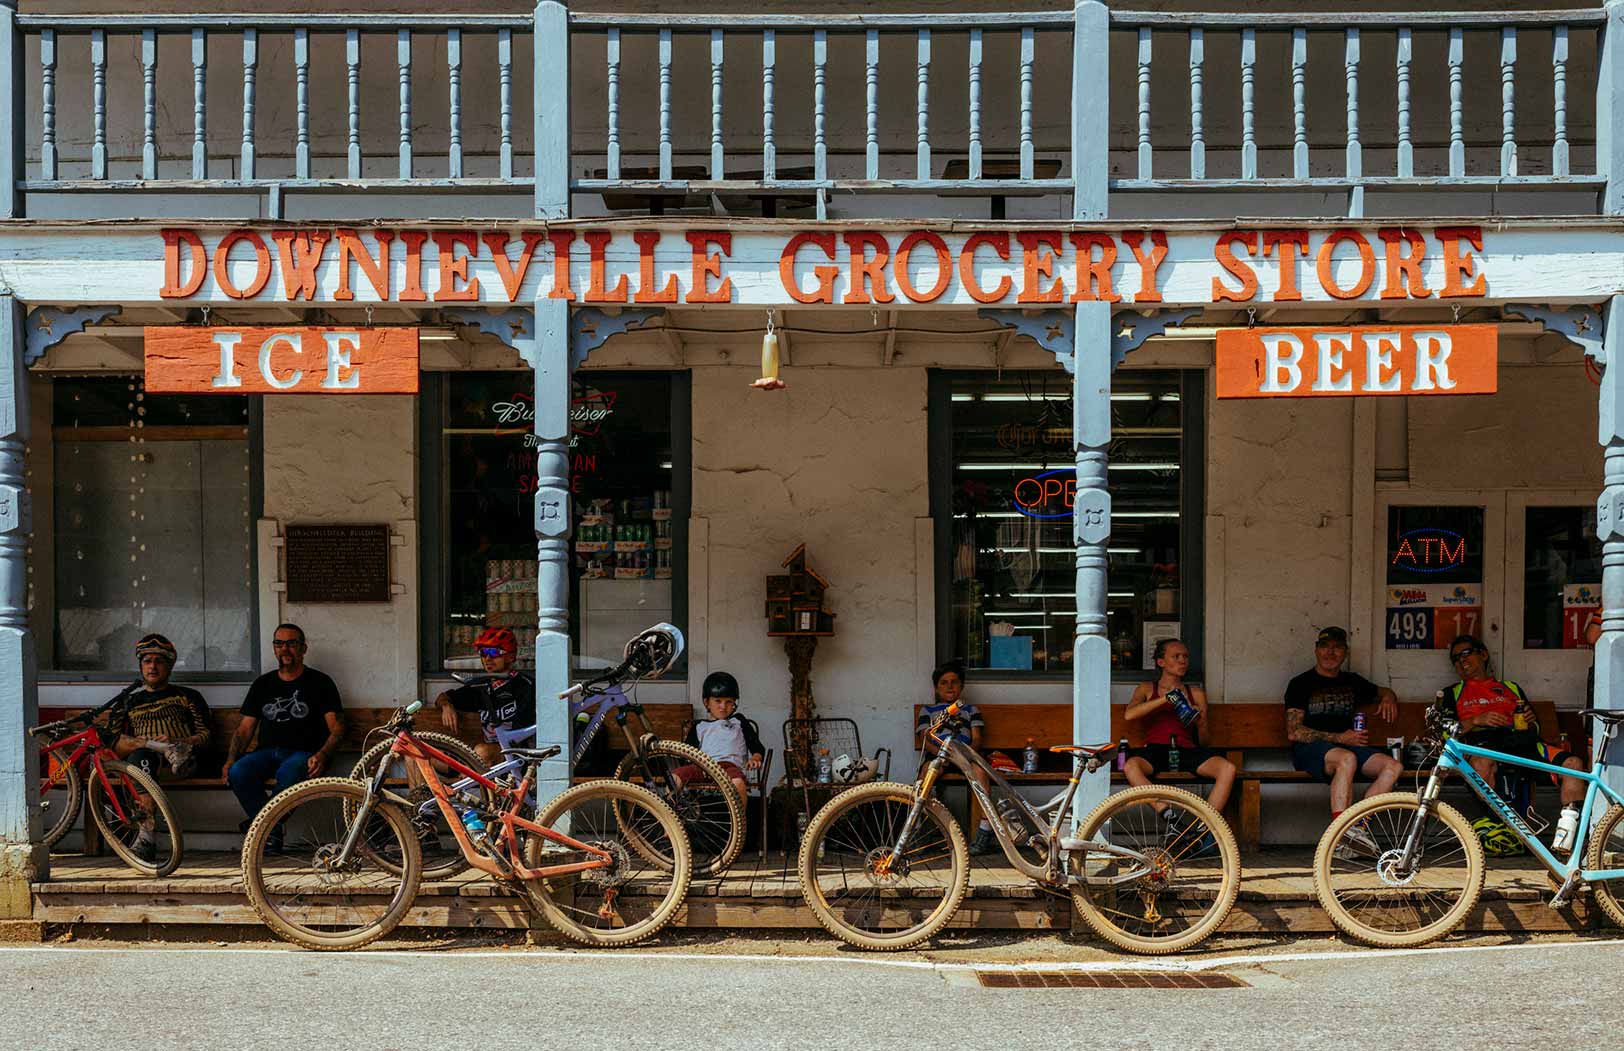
[{"x1": 1549, "y1": 872, "x2": 1584, "y2": 909}]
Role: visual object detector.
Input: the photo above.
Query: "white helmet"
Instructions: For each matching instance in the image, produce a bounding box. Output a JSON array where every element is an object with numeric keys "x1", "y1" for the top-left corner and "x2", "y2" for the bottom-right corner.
[{"x1": 832, "y1": 753, "x2": 877, "y2": 785}]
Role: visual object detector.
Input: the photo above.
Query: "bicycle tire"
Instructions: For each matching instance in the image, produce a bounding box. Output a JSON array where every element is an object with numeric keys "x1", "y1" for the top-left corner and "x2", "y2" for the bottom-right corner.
[
  {"x1": 614, "y1": 739, "x2": 745, "y2": 877},
  {"x1": 798, "y1": 781, "x2": 969, "y2": 952},
  {"x1": 1584, "y1": 803, "x2": 1624, "y2": 929},
  {"x1": 87, "y1": 760, "x2": 183, "y2": 877},
  {"x1": 241, "y1": 776, "x2": 423, "y2": 951},
  {"x1": 1313, "y1": 792, "x2": 1484, "y2": 948},
  {"x1": 1068, "y1": 785, "x2": 1240, "y2": 955},
  {"x1": 348, "y1": 732, "x2": 491, "y2": 881},
  {"x1": 40, "y1": 745, "x2": 83, "y2": 849},
  {"x1": 520, "y1": 779, "x2": 692, "y2": 947}
]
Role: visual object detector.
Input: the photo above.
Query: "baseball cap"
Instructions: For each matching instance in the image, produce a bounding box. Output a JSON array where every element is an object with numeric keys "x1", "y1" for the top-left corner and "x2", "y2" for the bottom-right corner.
[{"x1": 1315, "y1": 626, "x2": 1349, "y2": 646}]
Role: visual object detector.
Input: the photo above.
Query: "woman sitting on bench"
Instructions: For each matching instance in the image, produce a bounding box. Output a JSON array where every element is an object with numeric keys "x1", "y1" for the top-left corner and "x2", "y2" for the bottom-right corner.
[{"x1": 1123, "y1": 639, "x2": 1236, "y2": 839}]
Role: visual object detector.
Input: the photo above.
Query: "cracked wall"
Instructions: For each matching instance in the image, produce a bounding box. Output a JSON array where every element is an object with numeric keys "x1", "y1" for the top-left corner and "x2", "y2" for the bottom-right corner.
[
  {"x1": 263, "y1": 395, "x2": 419, "y2": 705},
  {"x1": 691, "y1": 365, "x2": 929, "y2": 763}
]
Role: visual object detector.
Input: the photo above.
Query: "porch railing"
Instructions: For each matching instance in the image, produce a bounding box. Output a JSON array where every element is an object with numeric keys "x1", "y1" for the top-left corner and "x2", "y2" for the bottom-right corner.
[{"x1": 2, "y1": 4, "x2": 1621, "y2": 219}]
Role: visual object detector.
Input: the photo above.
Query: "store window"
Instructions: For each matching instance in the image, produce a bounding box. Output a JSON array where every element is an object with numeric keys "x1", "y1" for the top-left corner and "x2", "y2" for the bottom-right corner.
[
  {"x1": 1523, "y1": 507, "x2": 1601, "y2": 650},
  {"x1": 935, "y1": 371, "x2": 1197, "y2": 676},
  {"x1": 428, "y1": 372, "x2": 686, "y2": 671},
  {"x1": 51, "y1": 377, "x2": 256, "y2": 674}
]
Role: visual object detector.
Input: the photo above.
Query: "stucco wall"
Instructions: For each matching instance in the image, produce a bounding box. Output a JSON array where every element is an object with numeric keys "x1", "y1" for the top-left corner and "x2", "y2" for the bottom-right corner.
[{"x1": 688, "y1": 365, "x2": 931, "y2": 772}]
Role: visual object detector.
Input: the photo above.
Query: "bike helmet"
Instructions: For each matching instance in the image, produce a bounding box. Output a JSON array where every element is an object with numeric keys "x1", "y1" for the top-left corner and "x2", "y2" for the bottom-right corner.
[
  {"x1": 702, "y1": 670, "x2": 741, "y2": 700},
  {"x1": 474, "y1": 627, "x2": 518, "y2": 656},
  {"x1": 1471, "y1": 817, "x2": 1525, "y2": 857},
  {"x1": 623, "y1": 622, "x2": 685, "y2": 678},
  {"x1": 134, "y1": 633, "x2": 177, "y2": 665}
]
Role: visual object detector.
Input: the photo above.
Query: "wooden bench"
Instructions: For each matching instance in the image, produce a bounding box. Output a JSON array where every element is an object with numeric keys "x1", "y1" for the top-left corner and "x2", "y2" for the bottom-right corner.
[{"x1": 916, "y1": 699, "x2": 1587, "y2": 851}]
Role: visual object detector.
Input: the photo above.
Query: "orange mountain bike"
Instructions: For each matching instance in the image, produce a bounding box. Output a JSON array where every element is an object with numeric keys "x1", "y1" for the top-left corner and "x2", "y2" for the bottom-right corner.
[{"x1": 239, "y1": 698, "x2": 692, "y2": 950}]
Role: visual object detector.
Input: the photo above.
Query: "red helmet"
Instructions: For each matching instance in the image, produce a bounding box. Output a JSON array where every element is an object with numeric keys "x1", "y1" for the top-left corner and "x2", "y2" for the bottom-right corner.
[{"x1": 474, "y1": 627, "x2": 518, "y2": 656}]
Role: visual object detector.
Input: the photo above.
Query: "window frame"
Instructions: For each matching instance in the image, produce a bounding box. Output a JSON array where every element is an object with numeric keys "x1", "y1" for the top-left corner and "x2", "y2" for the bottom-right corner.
[
  {"x1": 417, "y1": 369, "x2": 691, "y2": 676},
  {"x1": 929, "y1": 367, "x2": 1205, "y2": 683},
  {"x1": 40, "y1": 376, "x2": 264, "y2": 683}
]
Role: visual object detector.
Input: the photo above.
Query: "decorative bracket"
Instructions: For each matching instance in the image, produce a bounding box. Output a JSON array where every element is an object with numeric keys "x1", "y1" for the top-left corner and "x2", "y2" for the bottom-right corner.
[
  {"x1": 24, "y1": 305, "x2": 119, "y2": 366},
  {"x1": 1111, "y1": 308, "x2": 1202, "y2": 370},
  {"x1": 442, "y1": 306, "x2": 537, "y2": 366},
  {"x1": 978, "y1": 307, "x2": 1204, "y2": 374},
  {"x1": 977, "y1": 308, "x2": 1075, "y2": 373},
  {"x1": 1505, "y1": 303, "x2": 1605, "y2": 366},
  {"x1": 569, "y1": 307, "x2": 663, "y2": 371}
]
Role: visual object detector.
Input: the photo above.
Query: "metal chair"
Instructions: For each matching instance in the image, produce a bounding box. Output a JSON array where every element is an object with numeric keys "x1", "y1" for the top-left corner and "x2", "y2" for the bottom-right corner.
[{"x1": 778, "y1": 717, "x2": 892, "y2": 856}]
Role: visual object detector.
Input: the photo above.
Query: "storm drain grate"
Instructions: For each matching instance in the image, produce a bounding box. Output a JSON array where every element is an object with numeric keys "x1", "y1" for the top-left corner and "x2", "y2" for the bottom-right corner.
[{"x1": 975, "y1": 970, "x2": 1248, "y2": 989}]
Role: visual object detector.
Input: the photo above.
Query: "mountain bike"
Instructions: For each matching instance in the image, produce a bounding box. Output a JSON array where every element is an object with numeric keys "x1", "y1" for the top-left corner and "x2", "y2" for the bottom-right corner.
[
  {"x1": 1314, "y1": 706, "x2": 1624, "y2": 948},
  {"x1": 349, "y1": 624, "x2": 744, "y2": 877},
  {"x1": 798, "y1": 701, "x2": 1241, "y2": 953},
  {"x1": 29, "y1": 713, "x2": 183, "y2": 876}
]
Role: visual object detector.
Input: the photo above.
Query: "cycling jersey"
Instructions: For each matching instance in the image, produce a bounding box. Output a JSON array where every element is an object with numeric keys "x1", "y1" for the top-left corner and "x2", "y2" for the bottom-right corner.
[{"x1": 446, "y1": 672, "x2": 537, "y2": 741}]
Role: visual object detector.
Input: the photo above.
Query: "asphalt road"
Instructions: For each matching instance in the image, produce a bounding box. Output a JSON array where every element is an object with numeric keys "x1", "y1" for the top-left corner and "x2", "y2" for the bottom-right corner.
[{"x1": 3, "y1": 935, "x2": 1620, "y2": 1051}]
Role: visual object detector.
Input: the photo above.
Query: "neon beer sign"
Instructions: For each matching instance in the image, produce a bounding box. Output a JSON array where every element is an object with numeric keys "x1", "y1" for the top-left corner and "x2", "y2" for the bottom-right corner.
[{"x1": 1013, "y1": 468, "x2": 1075, "y2": 519}]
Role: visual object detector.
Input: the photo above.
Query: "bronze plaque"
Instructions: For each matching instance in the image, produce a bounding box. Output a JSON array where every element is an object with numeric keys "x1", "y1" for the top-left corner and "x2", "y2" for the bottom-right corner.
[{"x1": 285, "y1": 524, "x2": 391, "y2": 604}]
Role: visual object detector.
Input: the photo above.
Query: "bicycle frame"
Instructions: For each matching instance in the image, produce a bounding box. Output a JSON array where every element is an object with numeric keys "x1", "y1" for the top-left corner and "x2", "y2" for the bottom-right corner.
[
  {"x1": 909, "y1": 733, "x2": 1151, "y2": 887},
  {"x1": 347, "y1": 727, "x2": 615, "y2": 883},
  {"x1": 38, "y1": 723, "x2": 137, "y2": 826},
  {"x1": 1422, "y1": 735, "x2": 1624, "y2": 884}
]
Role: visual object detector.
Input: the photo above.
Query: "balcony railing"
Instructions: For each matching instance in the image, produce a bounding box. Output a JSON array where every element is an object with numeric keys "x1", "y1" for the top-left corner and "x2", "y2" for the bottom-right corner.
[{"x1": 2, "y1": 4, "x2": 1619, "y2": 219}]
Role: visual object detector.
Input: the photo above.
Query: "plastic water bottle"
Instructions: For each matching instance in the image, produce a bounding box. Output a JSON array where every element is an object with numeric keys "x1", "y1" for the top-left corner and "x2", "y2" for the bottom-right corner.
[
  {"x1": 1167, "y1": 743, "x2": 1181, "y2": 772},
  {"x1": 1553, "y1": 804, "x2": 1581, "y2": 853},
  {"x1": 795, "y1": 811, "x2": 808, "y2": 856},
  {"x1": 816, "y1": 748, "x2": 833, "y2": 784},
  {"x1": 1023, "y1": 738, "x2": 1040, "y2": 774},
  {"x1": 1114, "y1": 738, "x2": 1129, "y2": 772},
  {"x1": 459, "y1": 806, "x2": 486, "y2": 834},
  {"x1": 1167, "y1": 688, "x2": 1198, "y2": 726}
]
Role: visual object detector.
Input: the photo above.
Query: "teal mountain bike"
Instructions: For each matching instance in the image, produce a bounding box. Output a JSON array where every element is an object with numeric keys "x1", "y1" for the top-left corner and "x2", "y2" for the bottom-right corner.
[{"x1": 1314, "y1": 706, "x2": 1624, "y2": 947}]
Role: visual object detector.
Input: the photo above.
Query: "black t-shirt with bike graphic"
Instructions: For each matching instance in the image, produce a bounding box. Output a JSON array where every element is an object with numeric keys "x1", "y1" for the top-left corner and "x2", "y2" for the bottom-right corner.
[{"x1": 240, "y1": 668, "x2": 343, "y2": 752}]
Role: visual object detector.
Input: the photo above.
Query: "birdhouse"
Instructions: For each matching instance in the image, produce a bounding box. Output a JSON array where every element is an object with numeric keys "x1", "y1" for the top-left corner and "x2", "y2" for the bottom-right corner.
[{"x1": 766, "y1": 544, "x2": 835, "y2": 636}]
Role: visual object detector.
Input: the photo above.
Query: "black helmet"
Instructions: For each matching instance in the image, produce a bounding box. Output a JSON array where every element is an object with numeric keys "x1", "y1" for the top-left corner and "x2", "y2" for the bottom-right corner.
[{"x1": 702, "y1": 671, "x2": 740, "y2": 700}]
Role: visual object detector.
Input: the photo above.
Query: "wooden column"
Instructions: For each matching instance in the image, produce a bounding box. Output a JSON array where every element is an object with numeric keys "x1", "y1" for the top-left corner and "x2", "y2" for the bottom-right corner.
[
  {"x1": 1071, "y1": 302, "x2": 1113, "y2": 822},
  {"x1": 532, "y1": 297, "x2": 572, "y2": 807},
  {"x1": 1597, "y1": 295, "x2": 1624, "y2": 798},
  {"x1": 1601, "y1": 1, "x2": 1624, "y2": 216},
  {"x1": 1072, "y1": 0, "x2": 1109, "y2": 220},
  {"x1": 0, "y1": 294, "x2": 43, "y2": 914},
  {"x1": 534, "y1": 0, "x2": 570, "y2": 220},
  {"x1": 0, "y1": 0, "x2": 20, "y2": 219}
]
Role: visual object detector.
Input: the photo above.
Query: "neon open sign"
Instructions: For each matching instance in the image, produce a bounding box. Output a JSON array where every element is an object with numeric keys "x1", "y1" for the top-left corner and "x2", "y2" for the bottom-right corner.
[
  {"x1": 1012, "y1": 468, "x2": 1075, "y2": 520},
  {"x1": 1390, "y1": 528, "x2": 1468, "y2": 574}
]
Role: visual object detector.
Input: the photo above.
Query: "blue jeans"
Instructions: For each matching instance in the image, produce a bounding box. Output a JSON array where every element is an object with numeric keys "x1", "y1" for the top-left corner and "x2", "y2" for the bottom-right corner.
[{"x1": 228, "y1": 748, "x2": 314, "y2": 820}]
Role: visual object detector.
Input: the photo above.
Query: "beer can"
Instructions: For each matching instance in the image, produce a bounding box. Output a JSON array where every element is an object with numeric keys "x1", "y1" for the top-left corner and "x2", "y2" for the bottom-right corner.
[
  {"x1": 1352, "y1": 713, "x2": 1367, "y2": 733},
  {"x1": 1387, "y1": 737, "x2": 1404, "y2": 762}
]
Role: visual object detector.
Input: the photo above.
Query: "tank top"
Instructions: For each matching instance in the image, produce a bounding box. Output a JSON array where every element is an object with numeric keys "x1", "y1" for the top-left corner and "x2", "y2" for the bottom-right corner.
[{"x1": 1142, "y1": 682, "x2": 1198, "y2": 748}]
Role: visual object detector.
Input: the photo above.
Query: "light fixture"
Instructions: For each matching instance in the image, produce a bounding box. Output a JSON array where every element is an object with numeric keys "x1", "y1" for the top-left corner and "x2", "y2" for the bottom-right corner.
[
  {"x1": 949, "y1": 392, "x2": 1179, "y2": 403},
  {"x1": 752, "y1": 309, "x2": 786, "y2": 391}
]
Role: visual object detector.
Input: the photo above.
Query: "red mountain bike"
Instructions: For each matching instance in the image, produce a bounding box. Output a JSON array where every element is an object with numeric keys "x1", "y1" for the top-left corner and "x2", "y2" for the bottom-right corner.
[{"x1": 31, "y1": 714, "x2": 183, "y2": 876}]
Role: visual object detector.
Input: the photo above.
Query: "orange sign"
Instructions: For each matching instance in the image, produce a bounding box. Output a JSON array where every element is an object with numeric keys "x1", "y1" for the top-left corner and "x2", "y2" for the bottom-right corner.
[
  {"x1": 1215, "y1": 324, "x2": 1497, "y2": 399},
  {"x1": 144, "y1": 326, "x2": 419, "y2": 394}
]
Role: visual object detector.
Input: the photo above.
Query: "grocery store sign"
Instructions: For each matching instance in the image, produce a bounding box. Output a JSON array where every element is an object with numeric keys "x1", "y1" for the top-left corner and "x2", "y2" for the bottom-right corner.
[
  {"x1": 143, "y1": 326, "x2": 418, "y2": 394},
  {"x1": 1215, "y1": 325, "x2": 1497, "y2": 399}
]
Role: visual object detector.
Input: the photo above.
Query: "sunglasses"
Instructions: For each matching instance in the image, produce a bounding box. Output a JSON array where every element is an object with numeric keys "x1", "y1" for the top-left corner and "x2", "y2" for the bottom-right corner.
[
  {"x1": 478, "y1": 647, "x2": 510, "y2": 658},
  {"x1": 271, "y1": 639, "x2": 302, "y2": 649},
  {"x1": 1450, "y1": 649, "x2": 1479, "y2": 664}
]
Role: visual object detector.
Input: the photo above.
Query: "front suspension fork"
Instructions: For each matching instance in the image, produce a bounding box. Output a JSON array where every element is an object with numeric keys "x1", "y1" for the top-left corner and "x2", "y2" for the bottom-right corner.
[
  {"x1": 876, "y1": 759, "x2": 943, "y2": 873},
  {"x1": 1395, "y1": 769, "x2": 1445, "y2": 870}
]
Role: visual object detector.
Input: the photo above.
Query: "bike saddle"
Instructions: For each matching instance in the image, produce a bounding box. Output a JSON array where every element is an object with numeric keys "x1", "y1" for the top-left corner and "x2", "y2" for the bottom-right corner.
[
  {"x1": 1580, "y1": 708, "x2": 1624, "y2": 724},
  {"x1": 501, "y1": 745, "x2": 562, "y2": 762},
  {"x1": 1049, "y1": 742, "x2": 1117, "y2": 758}
]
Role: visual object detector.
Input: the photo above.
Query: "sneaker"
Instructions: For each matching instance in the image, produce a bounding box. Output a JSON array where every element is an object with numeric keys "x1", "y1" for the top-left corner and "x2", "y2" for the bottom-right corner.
[
  {"x1": 1334, "y1": 821, "x2": 1379, "y2": 861},
  {"x1": 132, "y1": 834, "x2": 157, "y2": 864},
  {"x1": 1189, "y1": 832, "x2": 1220, "y2": 858},
  {"x1": 266, "y1": 827, "x2": 287, "y2": 855},
  {"x1": 237, "y1": 818, "x2": 253, "y2": 835},
  {"x1": 1160, "y1": 807, "x2": 1188, "y2": 844},
  {"x1": 968, "y1": 828, "x2": 999, "y2": 856}
]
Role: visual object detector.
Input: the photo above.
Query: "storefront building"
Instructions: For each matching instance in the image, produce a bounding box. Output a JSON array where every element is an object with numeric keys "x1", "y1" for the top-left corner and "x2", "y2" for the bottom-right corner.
[{"x1": 3, "y1": 0, "x2": 1624, "y2": 907}]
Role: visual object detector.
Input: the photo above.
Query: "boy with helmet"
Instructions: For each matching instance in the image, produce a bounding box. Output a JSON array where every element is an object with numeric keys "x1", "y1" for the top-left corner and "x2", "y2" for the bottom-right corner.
[
  {"x1": 83, "y1": 633, "x2": 211, "y2": 862},
  {"x1": 679, "y1": 671, "x2": 765, "y2": 805},
  {"x1": 435, "y1": 627, "x2": 537, "y2": 766}
]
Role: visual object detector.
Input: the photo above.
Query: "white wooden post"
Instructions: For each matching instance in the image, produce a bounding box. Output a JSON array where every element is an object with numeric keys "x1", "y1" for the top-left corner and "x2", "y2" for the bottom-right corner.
[
  {"x1": 1072, "y1": 1, "x2": 1109, "y2": 220},
  {"x1": 1602, "y1": 0, "x2": 1624, "y2": 216},
  {"x1": 0, "y1": 293, "x2": 43, "y2": 916},
  {"x1": 532, "y1": 297, "x2": 572, "y2": 805},
  {"x1": 1073, "y1": 302, "x2": 1113, "y2": 820},
  {"x1": 0, "y1": 0, "x2": 20, "y2": 219},
  {"x1": 535, "y1": 1, "x2": 570, "y2": 220},
  {"x1": 1597, "y1": 294, "x2": 1624, "y2": 797}
]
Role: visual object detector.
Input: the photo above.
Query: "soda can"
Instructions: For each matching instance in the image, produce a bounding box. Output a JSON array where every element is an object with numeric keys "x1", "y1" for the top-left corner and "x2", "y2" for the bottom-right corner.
[
  {"x1": 1387, "y1": 737, "x2": 1405, "y2": 762},
  {"x1": 1352, "y1": 713, "x2": 1367, "y2": 733}
]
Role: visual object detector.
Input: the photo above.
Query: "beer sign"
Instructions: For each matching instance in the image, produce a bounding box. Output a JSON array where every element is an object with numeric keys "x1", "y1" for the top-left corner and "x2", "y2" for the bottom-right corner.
[
  {"x1": 1215, "y1": 324, "x2": 1497, "y2": 399},
  {"x1": 144, "y1": 326, "x2": 419, "y2": 394}
]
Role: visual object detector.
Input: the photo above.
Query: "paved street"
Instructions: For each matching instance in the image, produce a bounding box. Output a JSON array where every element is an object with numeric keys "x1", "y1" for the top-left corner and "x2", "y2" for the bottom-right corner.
[{"x1": 3, "y1": 934, "x2": 1620, "y2": 1051}]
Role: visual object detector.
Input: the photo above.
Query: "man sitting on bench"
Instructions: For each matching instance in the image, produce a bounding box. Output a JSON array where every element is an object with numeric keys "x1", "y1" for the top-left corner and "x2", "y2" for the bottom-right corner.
[{"x1": 1283, "y1": 626, "x2": 1401, "y2": 857}]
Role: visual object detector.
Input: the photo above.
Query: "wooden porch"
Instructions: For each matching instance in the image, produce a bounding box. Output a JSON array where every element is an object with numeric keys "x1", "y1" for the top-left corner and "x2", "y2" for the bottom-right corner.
[{"x1": 30, "y1": 849, "x2": 1608, "y2": 937}]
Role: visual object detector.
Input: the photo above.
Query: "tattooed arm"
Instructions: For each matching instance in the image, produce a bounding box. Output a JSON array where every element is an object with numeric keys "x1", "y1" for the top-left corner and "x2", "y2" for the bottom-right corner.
[{"x1": 1285, "y1": 708, "x2": 1351, "y2": 745}]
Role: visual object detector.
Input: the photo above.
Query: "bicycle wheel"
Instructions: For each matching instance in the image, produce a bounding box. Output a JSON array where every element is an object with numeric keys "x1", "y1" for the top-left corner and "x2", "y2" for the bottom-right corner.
[
  {"x1": 87, "y1": 760, "x2": 182, "y2": 877},
  {"x1": 241, "y1": 777, "x2": 422, "y2": 951},
  {"x1": 615, "y1": 740, "x2": 745, "y2": 877},
  {"x1": 1314, "y1": 792, "x2": 1484, "y2": 948},
  {"x1": 349, "y1": 733, "x2": 491, "y2": 881},
  {"x1": 1069, "y1": 785, "x2": 1240, "y2": 954},
  {"x1": 1584, "y1": 804, "x2": 1624, "y2": 928},
  {"x1": 520, "y1": 779, "x2": 691, "y2": 947},
  {"x1": 798, "y1": 781, "x2": 969, "y2": 951},
  {"x1": 39, "y1": 745, "x2": 83, "y2": 848}
]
